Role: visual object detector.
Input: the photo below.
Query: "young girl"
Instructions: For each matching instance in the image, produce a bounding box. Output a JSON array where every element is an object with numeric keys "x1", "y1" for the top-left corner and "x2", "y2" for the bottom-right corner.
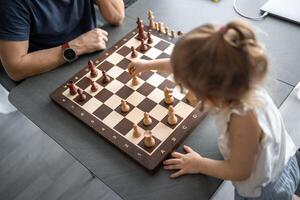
[{"x1": 129, "y1": 20, "x2": 300, "y2": 199}]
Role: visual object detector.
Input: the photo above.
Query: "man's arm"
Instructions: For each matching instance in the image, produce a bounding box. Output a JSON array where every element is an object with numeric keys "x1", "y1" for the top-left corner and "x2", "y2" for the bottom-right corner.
[
  {"x1": 95, "y1": 0, "x2": 125, "y2": 26},
  {"x1": 0, "y1": 28, "x2": 108, "y2": 81}
]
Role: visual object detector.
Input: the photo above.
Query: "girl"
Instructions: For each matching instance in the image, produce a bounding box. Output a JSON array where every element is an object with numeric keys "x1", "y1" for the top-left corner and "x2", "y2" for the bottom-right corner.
[{"x1": 129, "y1": 20, "x2": 300, "y2": 199}]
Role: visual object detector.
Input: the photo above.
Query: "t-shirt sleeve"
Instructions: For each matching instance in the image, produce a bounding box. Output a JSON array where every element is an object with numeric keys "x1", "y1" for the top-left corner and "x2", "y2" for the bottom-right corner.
[{"x1": 0, "y1": 1, "x2": 30, "y2": 41}]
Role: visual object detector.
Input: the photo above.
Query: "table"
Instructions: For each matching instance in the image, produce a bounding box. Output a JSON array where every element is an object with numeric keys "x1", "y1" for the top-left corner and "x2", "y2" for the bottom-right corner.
[{"x1": 8, "y1": 0, "x2": 299, "y2": 199}]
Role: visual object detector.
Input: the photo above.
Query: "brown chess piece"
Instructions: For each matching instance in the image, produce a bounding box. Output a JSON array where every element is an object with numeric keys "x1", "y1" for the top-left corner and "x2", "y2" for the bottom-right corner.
[
  {"x1": 136, "y1": 17, "x2": 146, "y2": 40},
  {"x1": 88, "y1": 60, "x2": 98, "y2": 78},
  {"x1": 147, "y1": 31, "x2": 153, "y2": 44},
  {"x1": 77, "y1": 89, "x2": 86, "y2": 102},
  {"x1": 140, "y1": 39, "x2": 148, "y2": 52},
  {"x1": 90, "y1": 81, "x2": 98, "y2": 92},
  {"x1": 131, "y1": 46, "x2": 137, "y2": 58},
  {"x1": 101, "y1": 70, "x2": 110, "y2": 84},
  {"x1": 132, "y1": 124, "x2": 141, "y2": 138},
  {"x1": 68, "y1": 81, "x2": 77, "y2": 96},
  {"x1": 144, "y1": 131, "x2": 155, "y2": 148},
  {"x1": 167, "y1": 105, "x2": 178, "y2": 125}
]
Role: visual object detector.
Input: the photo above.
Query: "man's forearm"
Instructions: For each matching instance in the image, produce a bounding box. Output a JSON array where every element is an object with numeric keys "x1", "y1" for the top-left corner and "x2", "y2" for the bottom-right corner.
[{"x1": 96, "y1": 0, "x2": 125, "y2": 25}]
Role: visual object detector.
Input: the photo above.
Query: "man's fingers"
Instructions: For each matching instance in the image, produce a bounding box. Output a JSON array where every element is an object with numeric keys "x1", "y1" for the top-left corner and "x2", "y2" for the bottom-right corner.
[
  {"x1": 171, "y1": 152, "x2": 183, "y2": 158},
  {"x1": 170, "y1": 170, "x2": 185, "y2": 178},
  {"x1": 163, "y1": 159, "x2": 181, "y2": 165},
  {"x1": 95, "y1": 28, "x2": 108, "y2": 36},
  {"x1": 183, "y1": 145, "x2": 193, "y2": 153},
  {"x1": 164, "y1": 164, "x2": 181, "y2": 170}
]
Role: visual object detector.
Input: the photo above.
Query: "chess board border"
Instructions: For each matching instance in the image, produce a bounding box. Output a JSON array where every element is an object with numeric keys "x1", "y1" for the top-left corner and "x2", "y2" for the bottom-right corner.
[{"x1": 51, "y1": 26, "x2": 207, "y2": 171}]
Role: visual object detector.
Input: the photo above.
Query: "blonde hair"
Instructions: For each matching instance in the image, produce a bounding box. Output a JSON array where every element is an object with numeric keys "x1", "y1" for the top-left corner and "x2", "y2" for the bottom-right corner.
[{"x1": 171, "y1": 20, "x2": 268, "y2": 106}]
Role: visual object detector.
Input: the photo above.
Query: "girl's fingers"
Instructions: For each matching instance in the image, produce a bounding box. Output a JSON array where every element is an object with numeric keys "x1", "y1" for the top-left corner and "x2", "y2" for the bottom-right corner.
[
  {"x1": 170, "y1": 170, "x2": 185, "y2": 178},
  {"x1": 183, "y1": 145, "x2": 193, "y2": 153},
  {"x1": 164, "y1": 164, "x2": 181, "y2": 170},
  {"x1": 163, "y1": 159, "x2": 181, "y2": 165},
  {"x1": 171, "y1": 152, "x2": 183, "y2": 158}
]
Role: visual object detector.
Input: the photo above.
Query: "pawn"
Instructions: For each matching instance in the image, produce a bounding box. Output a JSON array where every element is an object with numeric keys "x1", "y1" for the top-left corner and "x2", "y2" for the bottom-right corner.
[
  {"x1": 132, "y1": 75, "x2": 139, "y2": 86},
  {"x1": 140, "y1": 39, "x2": 148, "y2": 52},
  {"x1": 177, "y1": 31, "x2": 183, "y2": 36},
  {"x1": 90, "y1": 81, "x2": 98, "y2": 92},
  {"x1": 132, "y1": 124, "x2": 141, "y2": 138},
  {"x1": 77, "y1": 89, "x2": 86, "y2": 102},
  {"x1": 171, "y1": 30, "x2": 175, "y2": 38},
  {"x1": 147, "y1": 31, "x2": 153, "y2": 44},
  {"x1": 101, "y1": 70, "x2": 110, "y2": 84},
  {"x1": 121, "y1": 99, "x2": 130, "y2": 112},
  {"x1": 143, "y1": 112, "x2": 152, "y2": 126},
  {"x1": 144, "y1": 131, "x2": 155, "y2": 148},
  {"x1": 167, "y1": 105, "x2": 178, "y2": 125},
  {"x1": 131, "y1": 46, "x2": 137, "y2": 58},
  {"x1": 68, "y1": 81, "x2": 77, "y2": 96},
  {"x1": 164, "y1": 87, "x2": 174, "y2": 104},
  {"x1": 88, "y1": 60, "x2": 98, "y2": 78},
  {"x1": 155, "y1": 22, "x2": 159, "y2": 31},
  {"x1": 165, "y1": 27, "x2": 169, "y2": 36}
]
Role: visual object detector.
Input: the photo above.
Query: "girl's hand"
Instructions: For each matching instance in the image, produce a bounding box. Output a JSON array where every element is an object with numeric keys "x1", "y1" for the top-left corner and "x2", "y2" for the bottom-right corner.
[
  {"x1": 128, "y1": 59, "x2": 150, "y2": 76},
  {"x1": 163, "y1": 145, "x2": 203, "y2": 178}
]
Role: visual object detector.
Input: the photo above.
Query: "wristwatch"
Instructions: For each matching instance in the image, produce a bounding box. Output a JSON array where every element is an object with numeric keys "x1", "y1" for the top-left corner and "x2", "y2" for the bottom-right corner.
[{"x1": 62, "y1": 42, "x2": 77, "y2": 62}]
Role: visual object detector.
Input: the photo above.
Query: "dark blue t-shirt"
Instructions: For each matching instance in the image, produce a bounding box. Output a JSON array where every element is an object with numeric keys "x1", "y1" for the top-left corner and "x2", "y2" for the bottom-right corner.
[{"x1": 0, "y1": 0, "x2": 96, "y2": 52}]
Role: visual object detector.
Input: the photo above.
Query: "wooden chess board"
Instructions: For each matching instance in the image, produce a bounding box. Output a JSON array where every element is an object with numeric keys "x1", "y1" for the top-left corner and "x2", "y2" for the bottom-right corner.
[{"x1": 51, "y1": 26, "x2": 207, "y2": 171}]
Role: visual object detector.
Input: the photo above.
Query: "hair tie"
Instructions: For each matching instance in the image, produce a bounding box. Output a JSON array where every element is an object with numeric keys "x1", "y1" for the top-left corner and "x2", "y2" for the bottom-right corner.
[{"x1": 219, "y1": 26, "x2": 228, "y2": 34}]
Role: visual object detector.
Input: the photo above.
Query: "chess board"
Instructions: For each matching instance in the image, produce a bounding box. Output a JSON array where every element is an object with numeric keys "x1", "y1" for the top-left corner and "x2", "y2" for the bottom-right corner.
[{"x1": 51, "y1": 26, "x2": 207, "y2": 171}]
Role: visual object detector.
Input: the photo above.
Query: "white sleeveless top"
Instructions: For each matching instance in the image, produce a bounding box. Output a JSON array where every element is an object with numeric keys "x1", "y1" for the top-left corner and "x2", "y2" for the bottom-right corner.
[{"x1": 216, "y1": 88, "x2": 296, "y2": 198}]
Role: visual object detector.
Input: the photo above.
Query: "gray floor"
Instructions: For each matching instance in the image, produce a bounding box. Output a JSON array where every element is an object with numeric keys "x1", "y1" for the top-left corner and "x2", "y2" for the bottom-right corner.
[{"x1": 0, "y1": 110, "x2": 122, "y2": 200}]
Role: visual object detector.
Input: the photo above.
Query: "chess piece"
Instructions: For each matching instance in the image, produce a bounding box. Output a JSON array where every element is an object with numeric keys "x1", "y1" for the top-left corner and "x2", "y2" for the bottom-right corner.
[
  {"x1": 177, "y1": 31, "x2": 183, "y2": 36},
  {"x1": 131, "y1": 46, "x2": 137, "y2": 58},
  {"x1": 132, "y1": 75, "x2": 139, "y2": 86},
  {"x1": 77, "y1": 89, "x2": 86, "y2": 102},
  {"x1": 137, "y1": 17, "x2": 146, "y2": 40},
  {"x1": 68, "y1": 81, "x2": 77, "y2": 96},
  {"x1": 165, "y1": 27, "x2": 169, "y2": 36},
  {"x1": 90, "y1": 81, "x2": 98, "y2": 92},
  {"x1": 143, "y1": 112, "x2": 152, "y2": 126},
  {"x1": 167, "y1": 105, "x2": 178, "y2": 125},
  {"x1": 164, "y1": 87, "x2": 174, "y2": 104},
  {"x1": 121, "y1": 99, "x2": 130, "y2": 112},
  {"x1": 155, "y1": 22, "x2": 159, "y2": 31},
  {"x1": 132, "y1": 124, "x2": 141, "y2": 138},
  {"x1": 101, "y1": 70, "x2": 110, "y2": 84},
  {"x1": 186, "y1": 91, "x2": 198, "y2": 106},
  {"x1": 140, "y1": 39, "x2": 148, "y2": 52},
  {"x1": 147, "y1": 31, "x2": 153, "y2": 44},
  {"x1": 144, "y1": 131, "x2": 155, "y2": 148},
  {"x1": 158, "y1": 22, "x2": 162, "y2": 33},
  {"x1": 147, "y1": 10, "x2": 155, "y2": 29},
  {"x1": 171, "y1": 30, "x2": 175, "y2": 38},
  {"x1": 88, "y1": 60, "x2": 98, "y2": 78}
]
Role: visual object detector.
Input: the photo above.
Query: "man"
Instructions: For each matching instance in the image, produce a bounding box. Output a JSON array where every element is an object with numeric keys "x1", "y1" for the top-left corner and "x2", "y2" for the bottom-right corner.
[{"x1": 0, "y1": 0, "x2": 125, "y2": 81}]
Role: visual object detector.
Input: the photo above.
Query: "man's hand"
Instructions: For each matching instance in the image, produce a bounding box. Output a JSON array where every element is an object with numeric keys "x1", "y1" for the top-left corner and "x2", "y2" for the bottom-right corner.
[
  {"x1": 163, "y1": 145, "x2": 203, "y2": 178},
  {"x1": 69, "y1": 28, "x2": 108, "y2": 56}
]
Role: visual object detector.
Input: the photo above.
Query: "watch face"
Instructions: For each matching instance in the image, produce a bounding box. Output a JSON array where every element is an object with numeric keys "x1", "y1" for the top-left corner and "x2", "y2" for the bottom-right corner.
[{"x1": 64, "y1": 48, "x2": 76, "y2": 62}]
